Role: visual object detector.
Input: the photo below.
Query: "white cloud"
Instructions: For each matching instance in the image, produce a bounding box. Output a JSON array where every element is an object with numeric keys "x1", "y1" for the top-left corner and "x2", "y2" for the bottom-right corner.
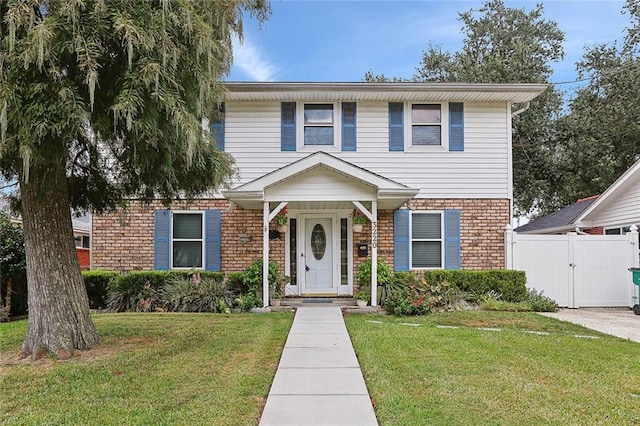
[{"x1": 232, "y1": 36, "x2": 278, "y2": 82}]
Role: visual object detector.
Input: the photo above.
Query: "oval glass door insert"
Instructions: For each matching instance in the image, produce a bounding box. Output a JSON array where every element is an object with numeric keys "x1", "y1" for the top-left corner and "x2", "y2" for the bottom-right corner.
[{"x1": 311, "y1": 224, "x2": 327, "y2": 260}]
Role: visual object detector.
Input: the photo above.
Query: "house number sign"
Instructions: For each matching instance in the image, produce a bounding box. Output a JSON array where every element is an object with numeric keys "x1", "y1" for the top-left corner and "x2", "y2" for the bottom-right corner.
[{"x1": 372, "y1": 221, "x2": 378, "y2": 249}]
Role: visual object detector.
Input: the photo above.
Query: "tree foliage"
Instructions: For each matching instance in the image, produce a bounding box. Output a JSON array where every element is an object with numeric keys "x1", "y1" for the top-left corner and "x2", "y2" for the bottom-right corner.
[
  {"x1": 551, "y1": 0, "x2": 640, "y2": 206},
  {"x1": 0, "y1": 0, "x2": 269, "y2": 357},
  {"x1": 0, "y1": 0, "x2": 269, "y2": 211},
  {"x1": 0, "y1": 210, "x2": 26, "y2": 320},
  {"x1": 365, "y1": 0, "x2": 566, "y2": 216}
]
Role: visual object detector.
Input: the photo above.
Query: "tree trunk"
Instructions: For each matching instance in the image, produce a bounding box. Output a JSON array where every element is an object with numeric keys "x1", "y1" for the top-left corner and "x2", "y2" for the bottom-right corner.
[{"x1": 20, "y1": 160, "x2": 99, "y2": 359}]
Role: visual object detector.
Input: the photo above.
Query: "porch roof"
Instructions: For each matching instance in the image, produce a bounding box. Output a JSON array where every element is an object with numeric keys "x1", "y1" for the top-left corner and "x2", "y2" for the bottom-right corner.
[{"x1": 222, "y1": 152, "x2": 419, "y2": 210}]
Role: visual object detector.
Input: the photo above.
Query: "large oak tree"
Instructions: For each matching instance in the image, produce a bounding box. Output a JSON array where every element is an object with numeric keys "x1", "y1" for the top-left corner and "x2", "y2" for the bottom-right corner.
[{"x1": 0, "y1": 0, "x2": 269, "y2": 359}]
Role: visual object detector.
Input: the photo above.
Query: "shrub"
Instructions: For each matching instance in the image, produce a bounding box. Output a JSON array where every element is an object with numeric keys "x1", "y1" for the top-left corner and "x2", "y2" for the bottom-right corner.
[
  {"x1": 356, "y1": 258, "x2": 392, "y2": 289},
  {"x1": 243, "y1": 259, "x2": 278, "y2": 293},
  {"x1": 385, "y1": 287, "x2": 433, "y2": 316},
  {"x1": 107, "y1": 271, "x2": 165, "y2": 312},
  {"x1": 423, "y1": 270, "x2": 527, "y2": 303},
  {"x1": 0, "y1": 211, "x2": 27, "y2": 319},
  {"x1": 384, "y1": 280, "x2": 463, "y2": 316},
  {"x1": 82, "y1": 270, "x2": 119, "y2": 309},
  {"x1": 525, "y1": 288, "x2": 559, "y2": 312},
  {"x1": 160, "y1": 276, "x2": 233, "y2": 313},
  {"x1": 226, "y1": 271, "x2": 247, "y2": 294},
  {"x1": 235, "y1": 292, "x2": 262, "y2": 311},
  {"x1": 392, "y1": 271, "x2": 419, "y2": 289},
  {"x1": 106, "y1": 270, "x2": 224, "y2": 312}
]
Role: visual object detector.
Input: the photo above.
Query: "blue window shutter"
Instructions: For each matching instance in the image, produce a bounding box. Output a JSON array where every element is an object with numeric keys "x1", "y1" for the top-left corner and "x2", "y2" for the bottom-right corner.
[
  {"x1": 389, "y1": 102, "x2": 404, "y2": 151},
  {"x1": 342, "y1": 102, "x2": 357, "y2": 151},
  {"x1": 444, "y1": 210, "x2": 461, "y2": 270},
  {"x1": 210, "y1": 103, "x2": 225, "y2": 151},
  {"x1": 449, "y1": 102, "x2": 464, "y2": 152},
  {"x1": 205, "y1": 210, "x2": 221, "y2": 272},
  {"x1": 394, "y1": 209, "x2": 410, "y2": 271},
  {"x1": 154, "y1": 210, "x2": 170, "y2": 271},
  {"x1": 281, "y1": 102, "x2": 296, "y2": 151}
]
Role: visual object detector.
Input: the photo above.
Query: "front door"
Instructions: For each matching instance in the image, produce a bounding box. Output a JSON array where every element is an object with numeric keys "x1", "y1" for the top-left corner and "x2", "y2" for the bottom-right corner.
[{"x1": 301, "y1": 216, "x2": 336, "y2": 295}]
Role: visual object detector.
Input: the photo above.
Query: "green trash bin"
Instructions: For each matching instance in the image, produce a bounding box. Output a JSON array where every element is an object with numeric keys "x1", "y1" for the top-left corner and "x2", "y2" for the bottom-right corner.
[{"x1": 628, "y1": 268, "x2": 640, "y2": 315}]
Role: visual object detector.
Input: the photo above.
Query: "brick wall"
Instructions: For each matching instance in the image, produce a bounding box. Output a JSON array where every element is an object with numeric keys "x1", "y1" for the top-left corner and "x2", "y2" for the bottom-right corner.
[
  {"x1": 583, "y1": 226, "x2": 604, "y2": 235},
  {"x1": 76, "y1": 248, "x2": 90, "y2": 270},
  {"x1": 92, "y1": 199, "x2": 285, "y2": 273},
  {"x1": 93, "y1": 197, "x2": 509, "y2": 274}
]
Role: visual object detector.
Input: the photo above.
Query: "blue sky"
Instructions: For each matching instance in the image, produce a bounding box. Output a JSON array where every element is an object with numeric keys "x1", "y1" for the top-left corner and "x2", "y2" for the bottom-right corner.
[{"x1": 229, "y1": 0, "x2": 629, "y2": 93}]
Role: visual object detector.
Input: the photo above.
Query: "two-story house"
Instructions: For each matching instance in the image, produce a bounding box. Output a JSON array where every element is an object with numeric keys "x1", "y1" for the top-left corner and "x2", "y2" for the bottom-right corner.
[{"x1": 92, "y1": 82, "x2": 546, "y2": 306}]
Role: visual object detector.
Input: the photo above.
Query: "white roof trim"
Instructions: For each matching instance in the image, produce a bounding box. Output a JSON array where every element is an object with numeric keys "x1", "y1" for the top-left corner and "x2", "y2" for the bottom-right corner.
[
  {"x1": 225, "y1": 82, "x2": 548, "y2": 104},
  {"x1": 575, "y1": 158, "x2": 640, "y2": 223},
  {"x1": 222, "y1": 152, "x2": 419, "y2": 209}
]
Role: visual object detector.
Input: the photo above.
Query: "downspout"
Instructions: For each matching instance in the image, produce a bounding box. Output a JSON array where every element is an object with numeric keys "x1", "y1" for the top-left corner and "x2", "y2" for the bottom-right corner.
[
  {"x1": 512, "y1": 102, "x2": 530, "y2": 117},
  {"x1": 509, "y1": 101, "x2": 530, "y2": 227}
]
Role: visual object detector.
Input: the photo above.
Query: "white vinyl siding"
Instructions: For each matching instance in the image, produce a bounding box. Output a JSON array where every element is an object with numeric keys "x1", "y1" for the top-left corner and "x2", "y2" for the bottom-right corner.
[
  {"x1": 224, "y1": 101, "x2": 510, "y2": 199},
  {"x1": 590, "y1": 183, "x2": 640, "y2": 229}
]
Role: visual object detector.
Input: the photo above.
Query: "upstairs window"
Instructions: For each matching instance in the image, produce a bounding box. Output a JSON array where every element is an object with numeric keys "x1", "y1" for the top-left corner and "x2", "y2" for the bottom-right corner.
[
  {"x1": 411, "y1": 104, "x2": 441, "y2": 146},
  {"x1": 304, "y1": 104, "x2": 334, "y2": 145},
  {"x1": 172, "y1": 213, "x2": 204, "y2": 268},
  {"x1": 389, "y1": 102, "x2": 463, "y2": 152}
]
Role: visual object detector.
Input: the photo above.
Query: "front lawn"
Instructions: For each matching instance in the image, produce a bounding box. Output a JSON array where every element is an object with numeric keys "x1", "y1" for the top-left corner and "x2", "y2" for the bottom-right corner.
[
  {"x1": 346, "y1": 311, "x2": 640, "y2": 425},
  {"x1": 0, "y1": 312, "x2": 293, "y2": 425}
]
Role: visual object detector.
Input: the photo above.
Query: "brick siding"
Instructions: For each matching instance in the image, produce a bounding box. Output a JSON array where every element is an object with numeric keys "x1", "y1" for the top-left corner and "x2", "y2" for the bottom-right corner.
[
  {"x1": 583, "y1": 226, "x2": 604, "y2": 235},
  {"x1": 92, "y1": 198, "x2": 509, "y2": 275}
]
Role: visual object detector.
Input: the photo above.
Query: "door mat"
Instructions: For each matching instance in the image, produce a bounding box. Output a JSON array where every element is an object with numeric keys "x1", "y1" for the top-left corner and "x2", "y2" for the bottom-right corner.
[{"x1": 302, "y1": 299, "x2": 333, "y2": 304}]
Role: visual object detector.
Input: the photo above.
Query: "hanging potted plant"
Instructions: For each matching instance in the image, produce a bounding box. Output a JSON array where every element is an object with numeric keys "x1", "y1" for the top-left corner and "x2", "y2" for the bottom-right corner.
[
  {"x1": 351, "y1": 209, "x2": 367, "y2": 232},
  {"x1": 275, "y1": 206, "x2": 288, "y2": 233}
]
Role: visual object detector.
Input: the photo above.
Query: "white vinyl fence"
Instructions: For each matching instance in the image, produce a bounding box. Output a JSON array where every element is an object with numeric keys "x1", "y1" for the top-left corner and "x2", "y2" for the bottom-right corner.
[{"x1": 505, "y1": 226, "x2": 640, "y2": 308}]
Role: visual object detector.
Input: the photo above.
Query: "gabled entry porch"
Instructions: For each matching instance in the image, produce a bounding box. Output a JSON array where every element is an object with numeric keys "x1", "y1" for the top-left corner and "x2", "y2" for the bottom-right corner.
[{"x1": 223, "y1": 152, "x2": 418, "y2": 307}]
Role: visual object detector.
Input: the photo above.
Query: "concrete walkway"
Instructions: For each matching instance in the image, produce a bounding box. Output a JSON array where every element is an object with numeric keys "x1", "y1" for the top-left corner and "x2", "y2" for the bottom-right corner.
[
  {"x1": 259, "y1": 307, "x2": 378, "y2": 426},
  {"x1": 540, "y1": 308, "x2": 640, "y2": 343}
]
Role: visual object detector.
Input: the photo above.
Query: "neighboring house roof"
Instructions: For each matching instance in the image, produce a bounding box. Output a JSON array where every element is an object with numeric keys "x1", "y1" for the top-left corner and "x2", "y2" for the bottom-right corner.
[
  {"x1": 225, "y1": 82, "x2": 548, "y2": 103},
  {"x1": 1, "y1": 196, "x2": 91, "y2": 235},
  {"x1": 514, "y1": 196, "x2": 598, "y2": 234}
]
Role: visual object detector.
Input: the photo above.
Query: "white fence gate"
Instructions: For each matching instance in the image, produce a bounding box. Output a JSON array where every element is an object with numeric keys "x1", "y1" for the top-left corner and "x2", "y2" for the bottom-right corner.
[{"x1": 505, "y1": 226, "x2": 639, "y2": 308}]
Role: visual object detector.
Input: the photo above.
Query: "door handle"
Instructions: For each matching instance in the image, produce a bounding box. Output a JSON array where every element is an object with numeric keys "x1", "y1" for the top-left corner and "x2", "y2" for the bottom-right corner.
[{"x1": 306, "y1": 265, "x2": 310, "y2": 272}]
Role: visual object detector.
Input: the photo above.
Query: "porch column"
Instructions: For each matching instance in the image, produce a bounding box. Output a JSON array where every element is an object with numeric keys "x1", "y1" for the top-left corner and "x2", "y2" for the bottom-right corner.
[
  {"x1": 371, "y1": 201, "x2": 378, "y2": 307},
  {"x1": 263, "y1": 201, "x2": 269, "y2": 307}
]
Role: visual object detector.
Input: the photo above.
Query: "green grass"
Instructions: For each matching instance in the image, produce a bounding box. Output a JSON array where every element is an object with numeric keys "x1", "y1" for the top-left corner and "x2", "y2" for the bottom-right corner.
[
  {"x1": 0, "y1": 312, "x2": 293, "y2": 425},
  {"x1": 346, "y1": 311, "x2": 640, "y2": 425}
]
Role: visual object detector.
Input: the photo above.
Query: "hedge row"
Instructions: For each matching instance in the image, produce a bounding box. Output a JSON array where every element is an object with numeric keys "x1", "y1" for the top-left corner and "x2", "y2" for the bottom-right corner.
[
  {"x1": 81, "y1": 270, "x2": 224, "y2": 310},
  {"x1": 422, "y1": 269, "x2": 527, "y2": 303}
]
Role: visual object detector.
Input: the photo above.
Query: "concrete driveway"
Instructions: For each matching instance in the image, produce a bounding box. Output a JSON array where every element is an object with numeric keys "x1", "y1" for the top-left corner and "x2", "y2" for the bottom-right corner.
[{"x1": 539, "y1": 308, "x2": 640, "y2": 343}]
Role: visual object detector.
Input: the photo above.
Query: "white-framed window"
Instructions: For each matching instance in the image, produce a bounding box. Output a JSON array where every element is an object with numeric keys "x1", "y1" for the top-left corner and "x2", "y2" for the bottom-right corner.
[
  {"x1": 605, "y1": 226, "x2": 633, "y2": 235},
  {"x1": 171, "y1": 212, "x2": 204, "y2": 268},
  {"x1": 74, "y1": 235, "x2": 90, "y2": 248},
  {"x1": 298, "y1": 102, "x2": 340, "y2": 149},
  {"x1": 406, "y1": 102, "x2": 448, "y2": 149},
  {"x1": 410, "y1": 211, "x2": 444, "y2": 269}
]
